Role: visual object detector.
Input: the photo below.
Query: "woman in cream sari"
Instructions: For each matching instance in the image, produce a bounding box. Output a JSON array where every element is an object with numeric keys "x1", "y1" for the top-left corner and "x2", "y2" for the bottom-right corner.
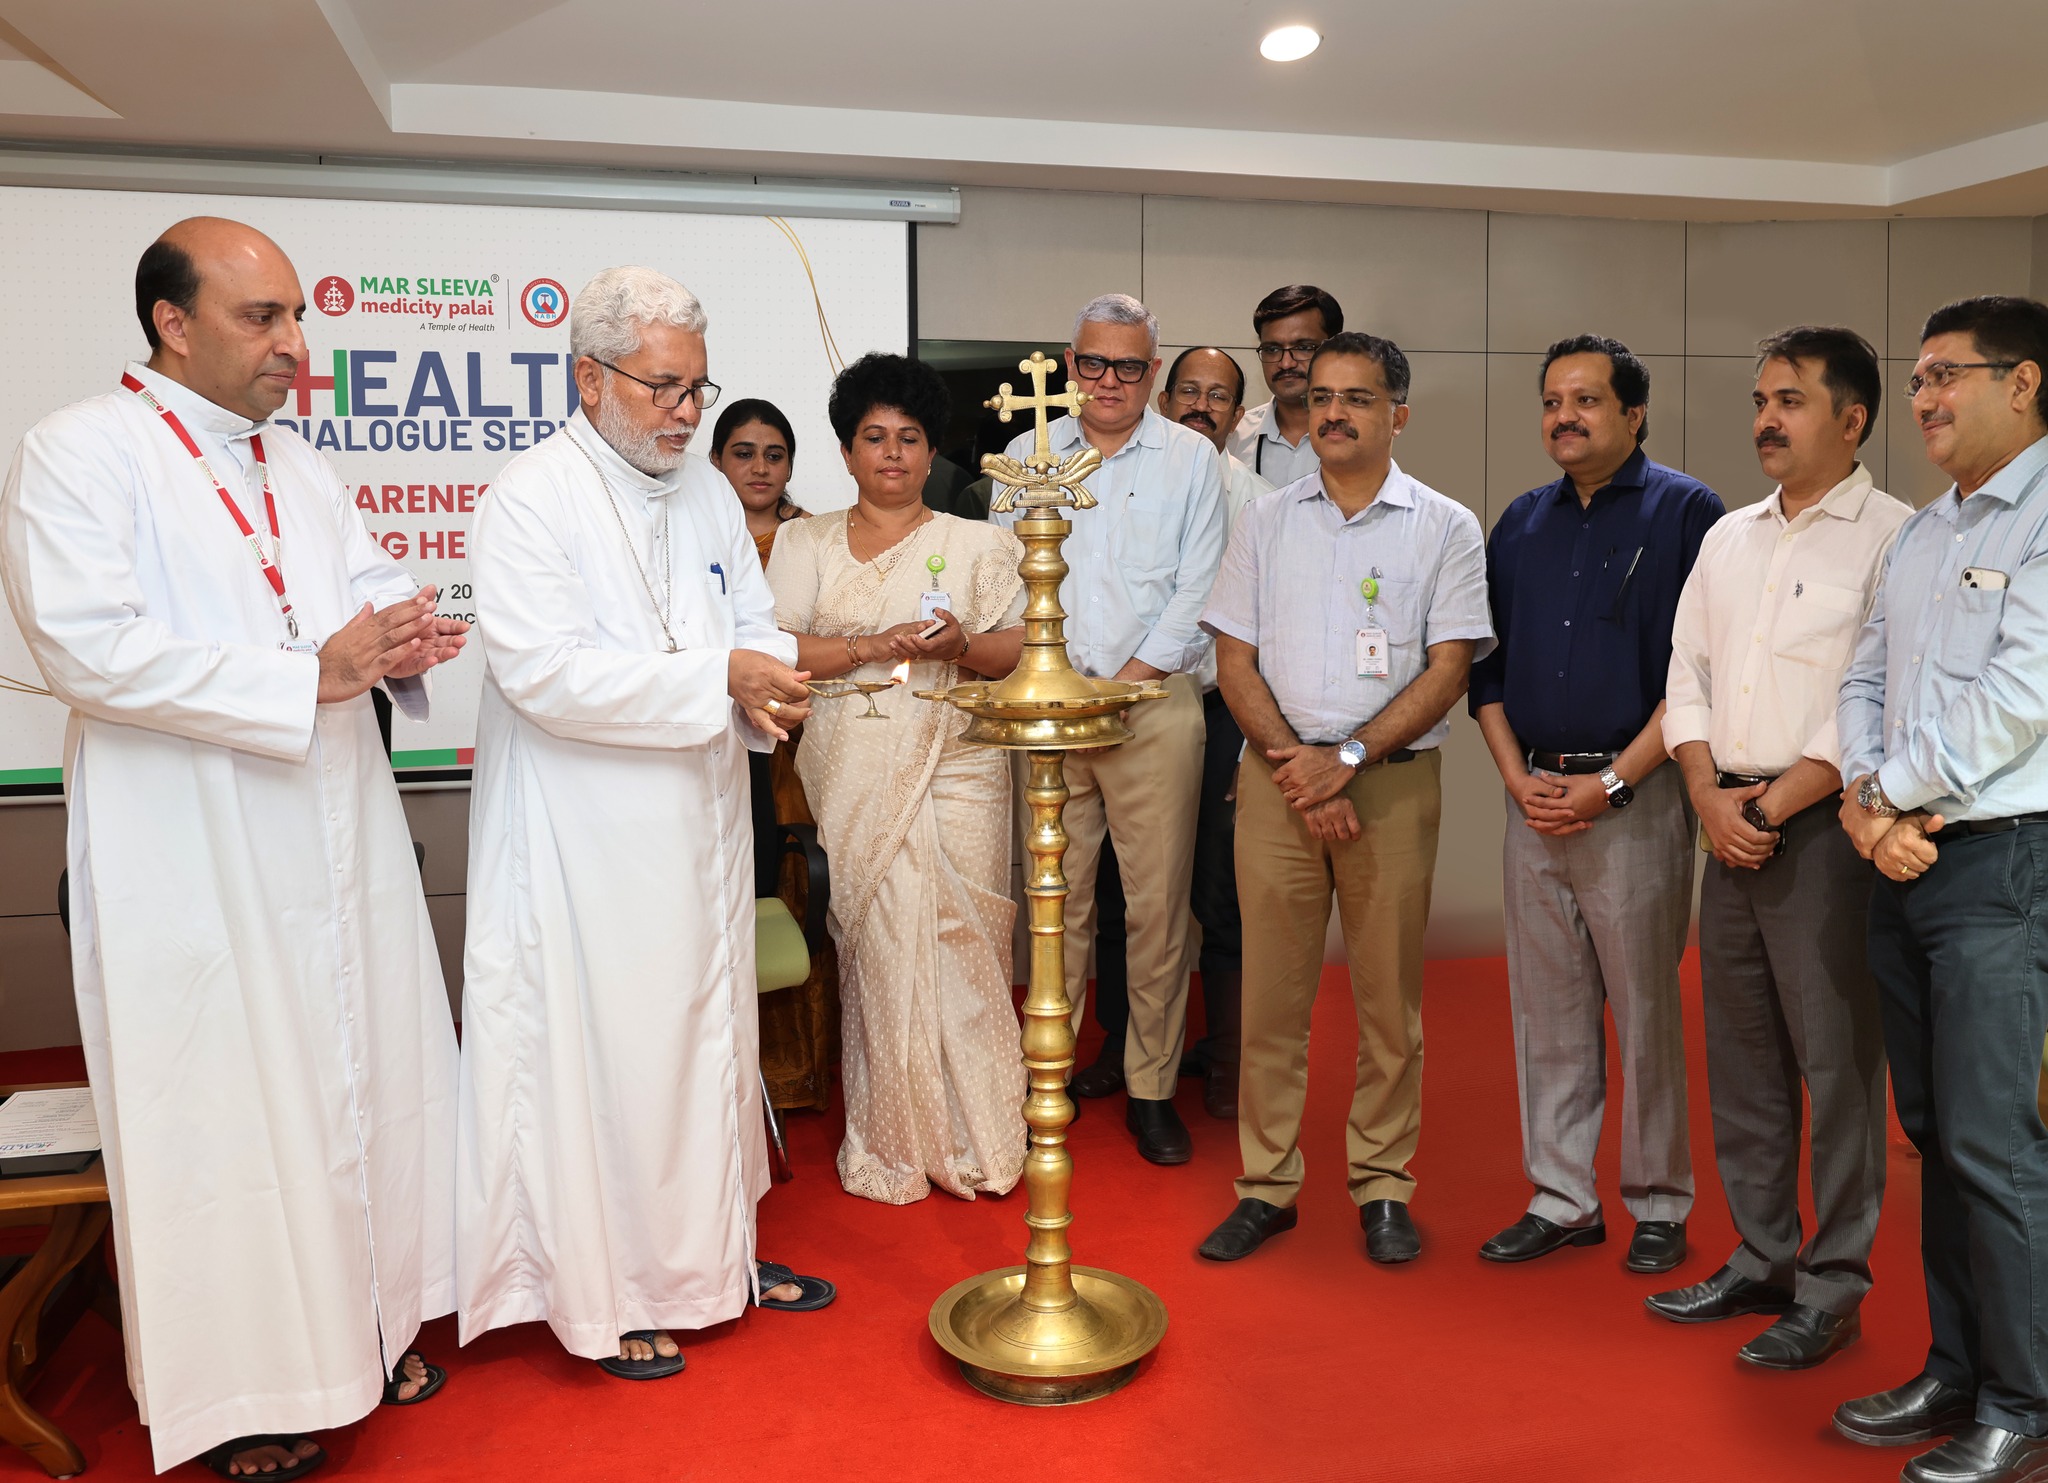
[{"x1": 767, "y1": 354, "x2": 1028, "y2": 1205}]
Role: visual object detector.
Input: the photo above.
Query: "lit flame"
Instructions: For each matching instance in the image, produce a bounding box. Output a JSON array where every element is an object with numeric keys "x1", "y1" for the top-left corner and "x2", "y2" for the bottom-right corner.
[{"x1": 889, "y1": 659, "x2": 912, "y2": 686}]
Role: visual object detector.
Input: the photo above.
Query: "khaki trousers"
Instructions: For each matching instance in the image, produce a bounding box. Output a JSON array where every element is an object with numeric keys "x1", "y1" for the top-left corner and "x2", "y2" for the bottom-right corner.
[
  {"x1": 1234, "y1": 747, "x2": 1441, "y2": 1207},
  {"x1": 1016, "y1": 672, "x2": 1204, "y2": 1099}
]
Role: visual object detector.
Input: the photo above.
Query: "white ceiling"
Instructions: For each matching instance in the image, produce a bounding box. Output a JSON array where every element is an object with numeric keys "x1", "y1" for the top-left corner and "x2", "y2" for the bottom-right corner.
[{"x1": 5, "y1": 0, "x2": 2048, "y2": 219}]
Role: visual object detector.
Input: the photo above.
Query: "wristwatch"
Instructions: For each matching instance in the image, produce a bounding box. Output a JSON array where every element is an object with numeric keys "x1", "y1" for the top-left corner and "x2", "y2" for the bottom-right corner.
[
  {"x1": 1337, "y1": 739, "x2": 1368, "y2": 770},
  {"x1": 1600, "y1": 767, "x2": 1635, "y2": 810},
  {"x1": 1741, "y1": 798, "x2": 1787, "y2": 858},
  {"x1": 1857, "y1": 773, "x2": 1900, "y2": 818}
]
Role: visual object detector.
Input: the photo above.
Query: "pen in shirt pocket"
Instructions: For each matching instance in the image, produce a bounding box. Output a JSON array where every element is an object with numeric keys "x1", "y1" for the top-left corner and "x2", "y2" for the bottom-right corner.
[
  {"x1": 1605, "y1": 545, "x2": 1645, "y2": 620},
  {"x1": 710, "y1": 562, "x2": 726, "y2": 594}
]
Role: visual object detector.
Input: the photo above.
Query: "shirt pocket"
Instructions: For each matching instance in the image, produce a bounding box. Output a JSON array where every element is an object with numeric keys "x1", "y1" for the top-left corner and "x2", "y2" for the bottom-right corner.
[
  {"x1": 1932, "y1": 586, "x2": 2005, "y2": 678},
  {"x1": 1363, "y1": 577, "x2": 1423, "y2": 647},
  {"x1": 1771, "y1": 580, "x2": 1863, "y2": 670},
  {"x1": 1114, "y1": 498, "x2": 1179, "y2": 615}
]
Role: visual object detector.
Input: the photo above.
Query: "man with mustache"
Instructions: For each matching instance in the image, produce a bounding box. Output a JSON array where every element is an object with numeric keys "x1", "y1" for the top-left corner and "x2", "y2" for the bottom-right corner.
[
  {"x1": 457, "y1": 266, "x2": 826, "y2": 1383},
  {"x1": 0, "y1": 217, "x2": 467, "y2": 1476},
  {"x1": 1226, "y1": 284, "x2": 1343, "y2": 489},
  {"x1": 1072, "y1": 348, "x2": 1271, "y2": 1116},
  {"x1": 1650, "y1": 327, "x2": 1904, "y2": 1371},
  {"x1": 1833, "y1": 296, "x2": 2048, "y2": 1483},
  {"x1": 1470, "y1": 335, "x2": 1723, "y2": 1275},
  {"x1": 1196, "y1": 331, "x2": 1491, "y2": 1265},
  {"x1": 991, "y1": 294, "x2": 1226, "y2": 1165}
]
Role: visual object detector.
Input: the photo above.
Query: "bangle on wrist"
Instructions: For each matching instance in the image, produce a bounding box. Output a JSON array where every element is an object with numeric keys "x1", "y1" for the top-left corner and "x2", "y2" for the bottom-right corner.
[{"x1": 845, "y1": 633, "x2": 861, "y2": 667}]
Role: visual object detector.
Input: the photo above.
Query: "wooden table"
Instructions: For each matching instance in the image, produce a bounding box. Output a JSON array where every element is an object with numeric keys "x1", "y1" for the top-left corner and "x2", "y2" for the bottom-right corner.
[{"x1": 0, "y1": 1082, "x2": 112, "y2": 1479}]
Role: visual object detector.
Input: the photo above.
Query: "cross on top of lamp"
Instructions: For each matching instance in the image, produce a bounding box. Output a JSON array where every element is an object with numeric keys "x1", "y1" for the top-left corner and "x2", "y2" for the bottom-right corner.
[{"x1": 980, "y1": 351, "x2": 1105, "y2": 513}]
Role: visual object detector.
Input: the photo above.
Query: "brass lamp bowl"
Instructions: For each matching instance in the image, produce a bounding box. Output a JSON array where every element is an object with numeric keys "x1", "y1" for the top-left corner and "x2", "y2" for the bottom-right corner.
[{"x1": 914, "y1": 678, "x2": 1167, "y2": 750}]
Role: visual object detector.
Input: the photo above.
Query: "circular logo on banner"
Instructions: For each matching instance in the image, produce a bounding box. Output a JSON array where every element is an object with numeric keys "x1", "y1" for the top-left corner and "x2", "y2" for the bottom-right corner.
[
  {"x1": 313, "y1": 276, "x2": 354, "y2": 316},
  {"x1": 521, "y1": 278, "x2": 569, "y2": 328}
]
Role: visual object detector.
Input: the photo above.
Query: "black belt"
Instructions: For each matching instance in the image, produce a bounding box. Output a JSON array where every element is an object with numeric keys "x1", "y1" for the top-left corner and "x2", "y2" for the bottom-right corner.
[
  {"x1": 1373, "y1": 748, "x2": 1418, "y2": 766},
  {"x1": 1716, "y1": 771, "x2": 1775, "y2": 789},
  {"x1": 1528, "y1": 750, "x2": 1613, "y2": 776},
  {"x1": 1954, "y1": 812, "x2": 2048, "y2": 835}
]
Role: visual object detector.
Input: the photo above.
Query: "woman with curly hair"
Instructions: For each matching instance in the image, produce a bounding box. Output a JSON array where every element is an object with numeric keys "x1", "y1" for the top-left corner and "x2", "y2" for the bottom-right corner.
[{"x1": 766, "y1": 352, "x2": 1028, "y2": 1204}]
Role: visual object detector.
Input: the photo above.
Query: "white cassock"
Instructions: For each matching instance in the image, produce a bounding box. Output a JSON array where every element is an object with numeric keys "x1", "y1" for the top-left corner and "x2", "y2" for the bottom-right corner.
[
  {"x1": 0, "y1": 363, "x2": 459, "y2": 1473},
  {"x1": 456, "y1": 410, "x2": 793, "y2": 1358}
]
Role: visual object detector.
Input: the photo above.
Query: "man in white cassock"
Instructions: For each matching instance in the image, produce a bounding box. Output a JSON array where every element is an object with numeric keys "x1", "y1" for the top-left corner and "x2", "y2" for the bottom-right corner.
[
  {"x1": 0, "y1": 218, "x2": 467, "y2": 1477},
  {"x1": 458, "y1": 266, "x2": 832, "y2": 1381}
]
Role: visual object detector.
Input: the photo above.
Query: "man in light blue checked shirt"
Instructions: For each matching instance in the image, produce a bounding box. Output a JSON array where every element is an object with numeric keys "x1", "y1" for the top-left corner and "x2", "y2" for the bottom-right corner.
[
  {"x1": 1193, "y1": 331, "x2": 1493, "y2": 1268},
  {"x1": 1832, "y1": 295, "x2": 2048, "y2": 1483}
]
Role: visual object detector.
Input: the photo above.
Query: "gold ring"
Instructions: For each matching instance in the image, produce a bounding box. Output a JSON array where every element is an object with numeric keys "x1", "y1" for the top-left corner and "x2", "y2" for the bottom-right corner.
[{"x1": 766, "y1": 698, "x2": 782, "y2": 714}]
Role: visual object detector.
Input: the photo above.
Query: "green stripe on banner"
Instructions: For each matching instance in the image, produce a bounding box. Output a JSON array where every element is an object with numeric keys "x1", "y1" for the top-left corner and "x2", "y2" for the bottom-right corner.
[
  {"x1": 391, "y1": 749, "x2": 462, "y2": 769},
  {"x1": 0, "y1": 767, "x2": 62, "y2": 785}
]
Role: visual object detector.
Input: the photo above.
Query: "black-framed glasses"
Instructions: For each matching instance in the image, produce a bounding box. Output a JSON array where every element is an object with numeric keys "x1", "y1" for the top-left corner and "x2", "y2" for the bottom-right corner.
[
  {"x1": 1903, "y1": 360, "x2": 2019, "y2": 397},
  {"x1": 1307, "y1": 388, "x2": 1398, "y2": 410},
  {"x1": 1071, "y1": 352, "x2": 1151, "y2": 384},
  {"x1": 595, "y1": 358, "x2": 722, "y2": 410},
  {"x1": 1257, "y1": 339, "x2": 1324, "y2": 363},
  {"x1": 1167, "y1": 382, "x2": 1240, "y2": 410}
]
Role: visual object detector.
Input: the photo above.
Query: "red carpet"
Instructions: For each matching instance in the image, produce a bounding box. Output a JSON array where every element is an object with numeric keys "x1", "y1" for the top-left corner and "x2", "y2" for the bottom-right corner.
[{"x1": 3, "y1": 954, "x2": 1930, "y2": 1482}]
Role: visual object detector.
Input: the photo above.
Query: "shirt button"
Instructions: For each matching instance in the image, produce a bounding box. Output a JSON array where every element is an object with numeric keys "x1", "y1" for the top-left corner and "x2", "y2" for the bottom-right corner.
[
  {"x1": 1742, "y1": 685, "x2": 1750, "y2": 693},
  {"x1": 1736, "y1": 742, "x2": 1745, "y2": 750},
  {"x1": 1557, "y1": 671, "x2": 1565, "y2": 678},
  {"x1": 1936, "y1": 593, "x2": 1944, "y2": 602},
  {"x1": 1572, "y1": 570, "x2": 1579, "y2": 578},
  {"x1": 1957, "y1": 534, "x2": 1965, "y2": 542},
  {"x1": 1767, "y1": 584, "x2": 1776, "y2": 592},
  {"x1": 1564, "y1": 620, "x2": 1572, "y2": 627},
  {"x1": 1914, "y1": 655, "x2": 1922, "y2": 663}
]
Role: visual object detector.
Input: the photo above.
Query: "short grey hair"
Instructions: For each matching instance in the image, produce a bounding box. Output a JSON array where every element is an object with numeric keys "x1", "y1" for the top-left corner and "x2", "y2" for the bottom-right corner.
[
  {"x1": 1073, "y1": 292, "x2": 1158, "y2": 351},
  {"x1": 570, "y1": 266, "x2": 708, "y2": 363}
]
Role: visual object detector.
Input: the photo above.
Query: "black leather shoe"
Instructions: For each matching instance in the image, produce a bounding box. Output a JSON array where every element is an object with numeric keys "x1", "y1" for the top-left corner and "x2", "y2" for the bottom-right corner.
[
  {"x1": 1834, "y1": 1374, "x2": 1977, "y2": 1447},
  {"x1": 1902, "y1": 1423, "x2": 2048, "y2": 1482},
  {"x1": 1645, "y1": 1264, "x2": 1793, "y2": 1323},
  {"x1": 1125, "y1": 1096, "x2": 1192, "y2": 1165},
  {"x1": 1196, "y1": 1198, "x2": 1296, "y2": 1261},
  {"x1": 1071, "y1": 1042, "x2": 1124, "y2": 1099},
  {"x1": 1738, "y1": 1304, "x2": 1860, "y2": 1370},
  {"x1": 1478, "y1": 1212, "x2": 1606, "y2": 1263},
  {"x1": 1359, "y1": 1200, "x2": 1420, "y2": 1265},
  {"x1": 1625, "y1": 1220, "x2": 1686, "y2": 1273}
]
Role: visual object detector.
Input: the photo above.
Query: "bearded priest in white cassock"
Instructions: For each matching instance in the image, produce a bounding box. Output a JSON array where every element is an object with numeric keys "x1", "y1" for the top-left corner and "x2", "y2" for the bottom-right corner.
[
  {"x1": 457, "y1": 266, "x2": 834, "y2": 1381},
  {"x1": 0, "y1": 219, "x2": 468, "y2": 1477}
]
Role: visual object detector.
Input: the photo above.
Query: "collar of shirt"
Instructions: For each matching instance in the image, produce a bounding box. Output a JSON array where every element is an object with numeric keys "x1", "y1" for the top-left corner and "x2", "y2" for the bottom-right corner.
[
  {"x1": 564, "y1": 408, "x2": 683, "y2": 501},
  {"x1": 1543, "y1": 445, "x2": 1648, "y2": 506},
  {"x1": 1942, "y1": 433, "x2": 2048, "y2": 510},
  {"x1": 1049, "y1": 405, "x2": 1169, "y2": 458},
  {"x1": 124, "y1": 360, "x2": 265, "y2": 447},
  {"x1": 1295, "y1": 462, "x2": 1417, "y2": 518},
  {"x1": 1241, "y1": 399, "x2": 1306, "y2": 450},
  {"x1": 1756, "y1": 462, "x2": 1875, "y2": 530}
]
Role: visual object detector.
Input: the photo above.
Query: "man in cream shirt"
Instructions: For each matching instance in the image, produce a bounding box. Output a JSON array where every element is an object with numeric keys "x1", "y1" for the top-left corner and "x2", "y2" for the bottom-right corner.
[{"x1": 1650, "y1": 326, "x2": 1907, "y2": 1373}]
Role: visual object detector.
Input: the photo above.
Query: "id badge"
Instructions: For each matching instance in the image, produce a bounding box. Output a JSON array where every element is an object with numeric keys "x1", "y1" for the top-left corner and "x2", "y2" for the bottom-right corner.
[
  {"x1": 1356, "y1": 627, "x2": 1390, "y2": 678},
  {"x1": 919, "y1": 589, "x2": 952, "y2": 623},
  {"x1": 281, "y1": 639, "x2": 318, "y2": 654}
]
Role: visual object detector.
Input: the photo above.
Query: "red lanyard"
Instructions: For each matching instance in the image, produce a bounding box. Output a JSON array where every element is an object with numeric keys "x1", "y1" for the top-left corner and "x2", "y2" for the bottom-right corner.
[{"x1": 121, "y1": 372, "x2": 300, "y2": 642}]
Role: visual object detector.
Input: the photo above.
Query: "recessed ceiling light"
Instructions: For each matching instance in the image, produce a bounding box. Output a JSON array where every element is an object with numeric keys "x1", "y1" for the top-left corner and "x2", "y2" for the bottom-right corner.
[{"x1": 1259, "y1": 24, "x2": 1321, "y2": 61}]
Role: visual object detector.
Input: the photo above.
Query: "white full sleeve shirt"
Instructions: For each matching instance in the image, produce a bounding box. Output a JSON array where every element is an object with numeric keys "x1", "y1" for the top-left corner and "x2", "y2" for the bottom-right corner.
[{"x1": 1663, "y1": 464, "x2": 1909, "y2": 774}]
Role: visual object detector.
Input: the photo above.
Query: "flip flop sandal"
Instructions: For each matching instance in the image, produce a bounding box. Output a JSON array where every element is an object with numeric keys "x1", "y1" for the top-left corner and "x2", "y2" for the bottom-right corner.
[
  {"x1": 753, "y1": 1259, "x2": 836, "y2": 1312},
  {"x1": 597, "y1": 1331, "x2": 687, "y2": 1380},
  {"x1": 381, "y1": 1349, "x2": 448, "y2": 1406},
  {"x1": 197, "y1": 1435, "x2": 328, "y2": 1479}
]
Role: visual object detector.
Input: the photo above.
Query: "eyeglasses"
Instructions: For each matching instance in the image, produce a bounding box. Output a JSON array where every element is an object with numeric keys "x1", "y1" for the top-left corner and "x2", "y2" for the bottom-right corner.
[
  {"x1": 1257, "y1": 339, "x2": 1324, "y2": 363},
  {"x1": 1071, "y1": 352, "x2": 1151, "y2": 384},
  {"x1": 1903, "y1": 360, "x2": 2019, "y2": 397},
  {"x1": 1167, "y1": 382, "x2": 1240, "y2": 410},
  {"x1": 1306, "y1": 388, "x2": 1397, "y2": 410},
  {"x1": 595, "y1": 359, "x2": 722, "y2": 410}
]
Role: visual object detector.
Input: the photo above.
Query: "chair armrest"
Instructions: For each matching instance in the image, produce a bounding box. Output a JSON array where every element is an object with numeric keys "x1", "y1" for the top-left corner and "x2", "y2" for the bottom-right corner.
[{"x1": 777, "y1": 823, "x2": 830, "y2": 956}]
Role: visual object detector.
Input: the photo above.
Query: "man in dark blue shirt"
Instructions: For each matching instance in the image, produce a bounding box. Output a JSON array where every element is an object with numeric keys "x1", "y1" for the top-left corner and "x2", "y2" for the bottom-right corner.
[{"x1": 1469, "y1": 335, "x2": 1724, "y2": 1275}]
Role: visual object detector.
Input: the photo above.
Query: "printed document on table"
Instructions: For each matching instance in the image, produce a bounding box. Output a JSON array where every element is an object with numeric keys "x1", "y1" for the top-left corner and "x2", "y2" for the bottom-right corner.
[{"x1": 0, "y1": 1087, "x2": 100, "y2": 1156}]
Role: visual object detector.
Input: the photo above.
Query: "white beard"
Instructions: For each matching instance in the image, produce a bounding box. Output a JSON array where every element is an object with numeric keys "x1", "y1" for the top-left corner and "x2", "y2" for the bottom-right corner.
[{"x1": 595, "y1": 388, "x2": 692, "y2": 474}]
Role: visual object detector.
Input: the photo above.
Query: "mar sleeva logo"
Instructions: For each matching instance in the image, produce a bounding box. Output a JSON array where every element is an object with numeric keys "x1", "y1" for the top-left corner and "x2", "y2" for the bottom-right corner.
[{"x1": 314, "y1": 276, "x2": 354, "y2": 316}]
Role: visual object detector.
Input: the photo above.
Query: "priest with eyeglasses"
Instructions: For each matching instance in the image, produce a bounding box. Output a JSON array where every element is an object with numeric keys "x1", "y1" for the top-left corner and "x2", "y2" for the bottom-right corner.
[{"x1": 456, "y1": 266, "x2": 831, "y2": 1385}]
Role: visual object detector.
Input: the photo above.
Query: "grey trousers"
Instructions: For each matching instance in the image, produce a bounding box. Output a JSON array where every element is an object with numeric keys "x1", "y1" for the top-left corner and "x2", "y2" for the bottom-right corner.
[
  {"x1": 1701, "y1": 799, "x2": 1887, "y2": 1314},
  {"x1": 1502, "y1": 761, "x2": 1695, "y2": 1227}
]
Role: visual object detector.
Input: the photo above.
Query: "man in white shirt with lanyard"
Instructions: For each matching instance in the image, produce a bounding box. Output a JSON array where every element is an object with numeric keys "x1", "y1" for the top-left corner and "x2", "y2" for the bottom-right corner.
[
  {"x1": 992, "y1": 293, "x2": 1227, "y2": 1165},
  {"x1": 1652, "y1": 326, "x2": 1906, "y2": 1371},
  {"x1": 0, "y1": 217, "x2": 467, "y2": 1478},
  {"x1": 1226, "y1": 284, "x2": 1344, "y2": 489}
]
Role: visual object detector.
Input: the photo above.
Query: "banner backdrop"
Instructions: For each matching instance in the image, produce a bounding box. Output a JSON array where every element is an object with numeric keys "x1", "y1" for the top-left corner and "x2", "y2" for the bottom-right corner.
[{"x1": 0, "y1": 185, "x2": 909, "y2": 789}]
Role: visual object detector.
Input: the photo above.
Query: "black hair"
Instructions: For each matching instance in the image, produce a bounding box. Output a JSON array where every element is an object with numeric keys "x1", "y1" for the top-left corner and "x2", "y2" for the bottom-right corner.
[
  {"x1": 1162, "y1": 346, "x2": 1246, "y2": 406},
  {"x1": 1540, "y1": 333, "x2": 1651, "y2": 445},
  {"x1": 135, "y1": 237, "x2": 201, "y2": 352},
  {"x1": 1920, "y1": 295, "x2": 2048, "y2": 426},
  {"x1": 1308, "y1": 330, "x2": 1411, "y2": 403},
  {"x1": 828, "y1": 353, "x2": 950, "y2": 448},
  {"x1": 1755, "y1": 325, "x2": 1882, "y2": 447},
  {"x1": 1252, "y1": 284, "x2": 1344, "y2": 339},
  {"x1": 711, "y1": 397, "x2": 797, "y2": 462}
]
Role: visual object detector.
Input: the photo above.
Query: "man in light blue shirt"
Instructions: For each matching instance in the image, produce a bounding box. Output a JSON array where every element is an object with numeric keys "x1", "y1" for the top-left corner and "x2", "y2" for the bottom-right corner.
[
  {"x1": 1833, "y1": 295, "x2": 2048, "y2": 1483},
  {"x1": 992, "y1": 293, "x2": 1227, "y2": 1166},
  {"x1": 1194, "y1": 331, "x2": 1492, "y2": 1267}
]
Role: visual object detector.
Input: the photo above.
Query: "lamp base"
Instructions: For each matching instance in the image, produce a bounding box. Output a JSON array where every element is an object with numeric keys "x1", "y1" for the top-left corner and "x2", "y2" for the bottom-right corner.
[{"x1": 928, "y1": 1265, "x2": 1169, "y2": 1407}]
